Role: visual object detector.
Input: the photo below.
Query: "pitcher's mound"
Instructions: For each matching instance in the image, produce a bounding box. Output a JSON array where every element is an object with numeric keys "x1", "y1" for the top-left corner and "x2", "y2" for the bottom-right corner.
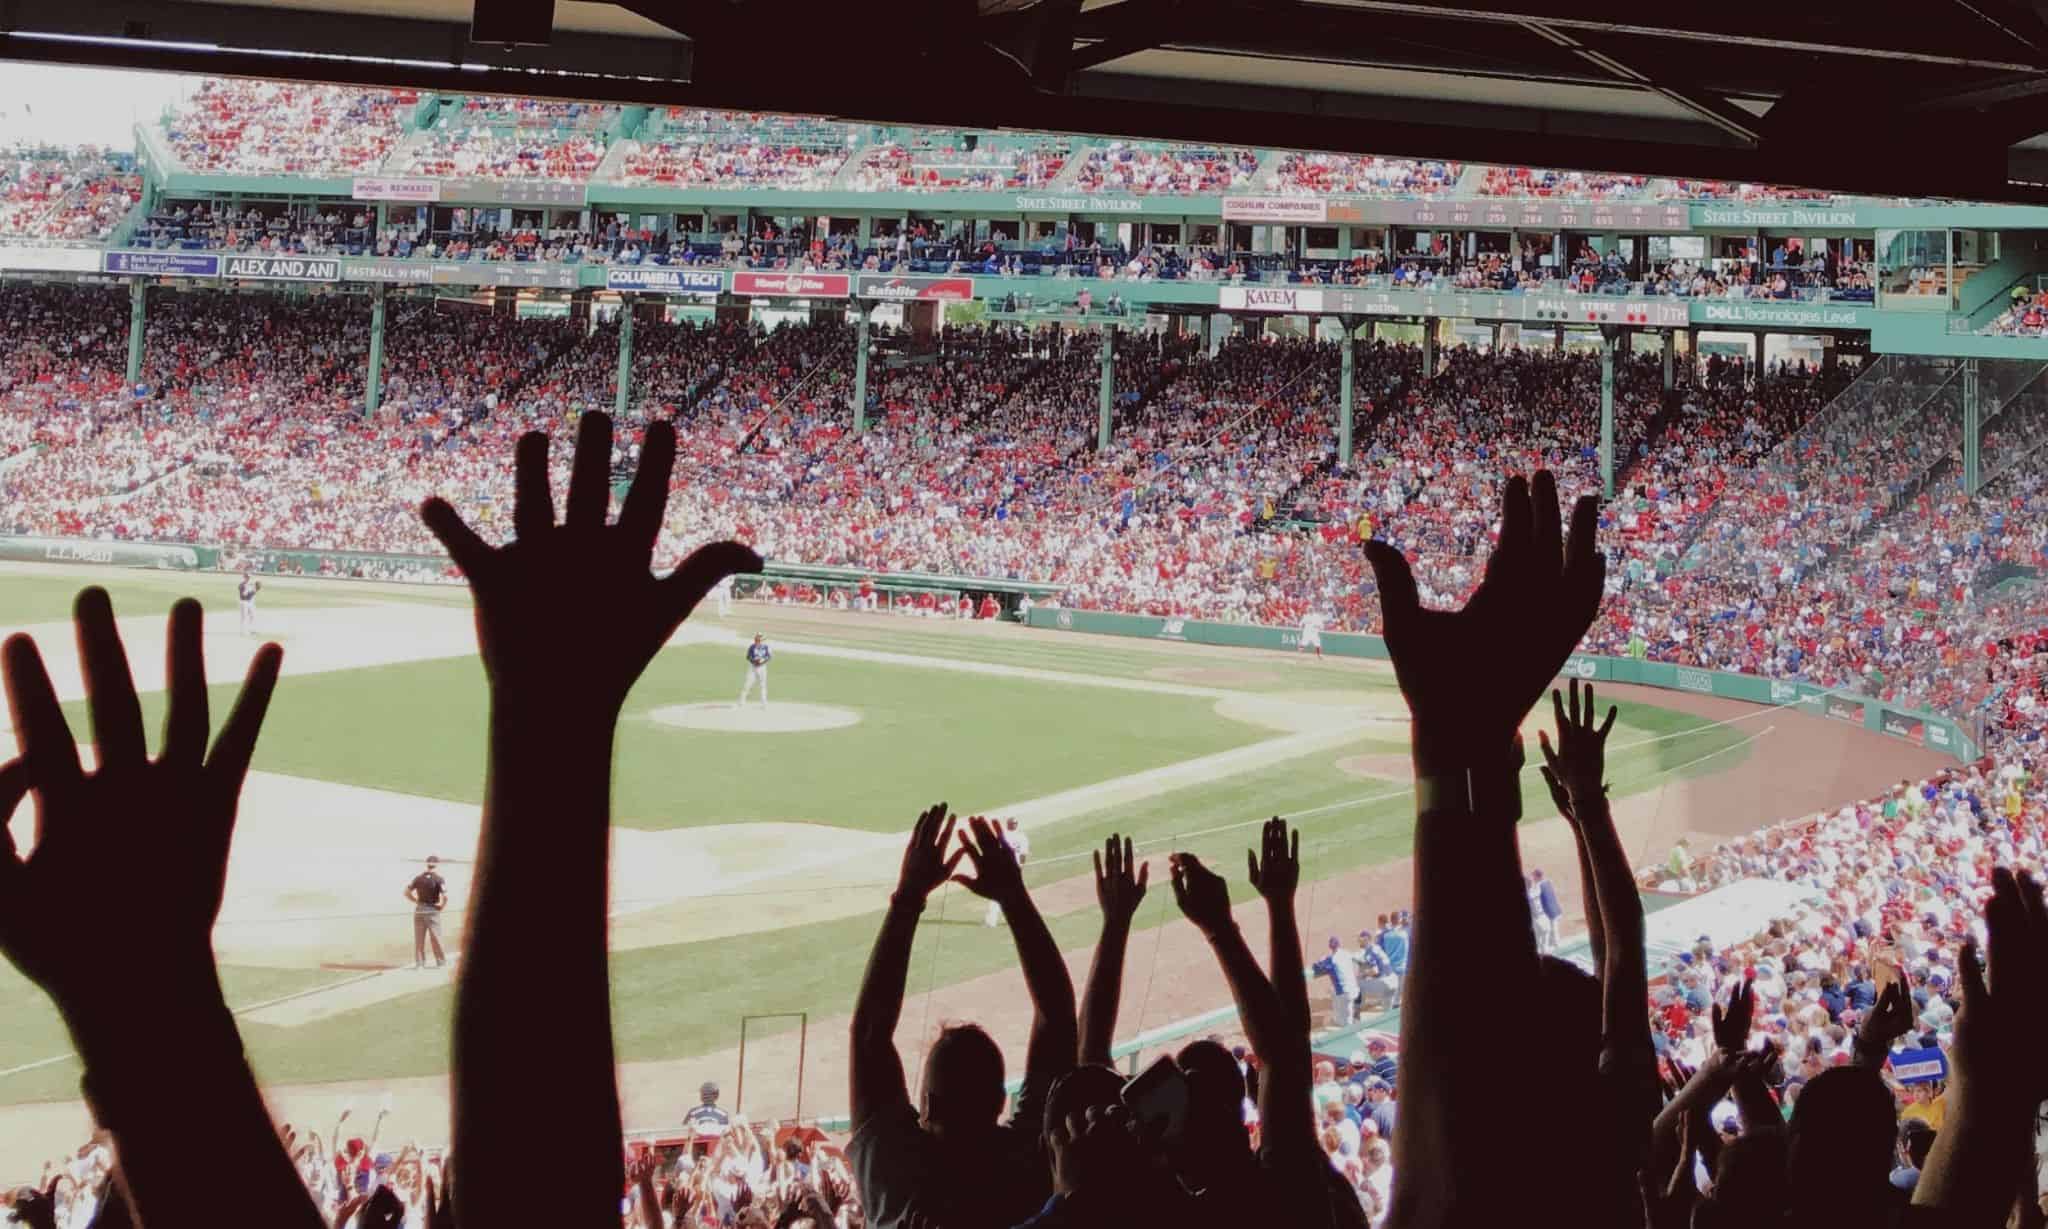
[{"x1": 648, "y1": 702, "x2": 862, "y2": 734}]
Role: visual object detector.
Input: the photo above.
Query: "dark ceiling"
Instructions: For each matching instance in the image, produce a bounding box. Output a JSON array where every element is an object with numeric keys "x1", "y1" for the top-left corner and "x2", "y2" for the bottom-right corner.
[{"x1": 11, "y1": 0, "x2": 2048, "y2": 201}]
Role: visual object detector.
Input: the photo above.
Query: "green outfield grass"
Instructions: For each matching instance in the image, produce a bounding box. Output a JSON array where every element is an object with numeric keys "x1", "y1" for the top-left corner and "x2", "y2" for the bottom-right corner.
[
  {"x1": 66, "y1": 643, "x2": 1307, "y2": 831},
  {"x1": 0, "y1": 566, "x2": 1758, "y2": 1104}
]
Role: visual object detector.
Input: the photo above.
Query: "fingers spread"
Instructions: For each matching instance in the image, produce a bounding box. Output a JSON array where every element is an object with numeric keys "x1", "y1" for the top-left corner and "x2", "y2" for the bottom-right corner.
[
  {"x1": 1494, "y1": 473, "x2": 1533, "y2": 576},
  {"x1": 1562, "y1": 493, "x2": 1606, "y2": 621},
  {"x1": 162, "y1": 598, "x2": 209, "y2": 768},
  {"x1": 565, "y1": 411, "x2": 615, "y2": 529},
  {"x1": 661, "y1": 540, "x2": 766, "y2": 629},
  {"x1": 74, "y1": 588, "x2": 146, "y2": 771},
  {"x1": 205, "y1": 643, "x2": 284, "y2": 837},
  {"x1": 0, "y1": 757, "x2": 29, "y2": 866},
  {"x1": 513, "y1": 430, "x2": 556, "y2": 540},
  {"x1": 1363, "y1": 540, "x2": 1420, "y2": 638},
  {"x1": 1530, "y1": 469, "x2": 1564, "y2": 572},
  {"x1": 2, "y1": 634, "x2": 80, "y2": 789},
  {"x1": 420, "y1": 498, "x2": 492, "y2": 578},
  {"x1": 619, "y1": 418, "x2": 677, "y2": 555}
]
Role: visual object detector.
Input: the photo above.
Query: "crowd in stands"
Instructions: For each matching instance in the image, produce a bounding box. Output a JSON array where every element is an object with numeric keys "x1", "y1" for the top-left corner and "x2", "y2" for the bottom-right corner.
[
  {"x1": 1264, "y1": 155, "x2": 1461, "y2": 198},
  {"x1": 1074, "y1": 142, "x2": 1260, "y2": 195},
  {"x1": 845, "y1": 139, "x2": 1067, "y2": 193},
  {"x1": 7, "y1": 394, "x2": 2048, "y2": 1228},
  {"x1": 397, "y1": 128, "x2": 607, "y2": 183},
  {"x1": 1981, "y1": 284, "x2": 2048, "y2": 337},
  {"x1": 1477, "y1": 166, "x2": 1649, "y2": 198},
  {"x1": 0, "y1": 145, "x2": 140, "y2": 245},
  {"x1": 163, "y1": 79, "x2": 414, "y2": 176},
  {"x1": 1, "y1": 280, "x2": 2042, "y2": 755},
  {"x1": 1670, "y1": 179, "x2": 1841, "y2": 203}
]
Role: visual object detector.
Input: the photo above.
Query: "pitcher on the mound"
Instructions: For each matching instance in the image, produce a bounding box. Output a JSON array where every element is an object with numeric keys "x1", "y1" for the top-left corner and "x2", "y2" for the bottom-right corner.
[{"x1": 739, "y1": 633, "x2": 772, "y2": 707}]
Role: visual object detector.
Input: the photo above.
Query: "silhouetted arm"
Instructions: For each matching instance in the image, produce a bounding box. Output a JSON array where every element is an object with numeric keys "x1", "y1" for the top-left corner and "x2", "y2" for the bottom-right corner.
[
  {"x1": 420, "y1": 413, "x2": 758, "y2": 1229},
  {"x1": 1248, "y1": 818, "x2": 1310, "y2": 1034},
  {"x1": 956, "y1": 816, "x2": 1076, "y2": 1122},
  {"x1": 1078, "y1": 835, "x2": 1147, "y2": 1066},
  {"x1": 1170, "y1": 853, "x2": 1315, "y2": 1160},
  {"x1": 0, "y1": 592, "x2": 314, "y2": 1229},
  {"x1": 852, "y1": 805, "x2": 961, "y2": 1131}
]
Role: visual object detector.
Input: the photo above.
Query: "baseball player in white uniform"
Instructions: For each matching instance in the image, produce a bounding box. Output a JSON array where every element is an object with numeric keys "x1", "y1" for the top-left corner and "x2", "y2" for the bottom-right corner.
[
  {"x1": 1299, "y1": 609, "x2": 1326, "y2": 659},
  {"x1": 237, "y1": 572, "x2": 262, "y2": 637},
  {"x1": 739, "y1": 634, "x2": 771, "y2": 706},
  {"x1": 713, "y1": 574, "x2": 734, "y2": 617},
  {"x1": 985, "y1": 817, "x2": 1030, "y2": 926}
]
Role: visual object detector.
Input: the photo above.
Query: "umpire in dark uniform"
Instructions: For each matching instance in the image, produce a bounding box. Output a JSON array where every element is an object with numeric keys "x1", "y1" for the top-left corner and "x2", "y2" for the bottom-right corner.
[{"x1": 406, "y1": 856, "x2": 448, "y2": 969}]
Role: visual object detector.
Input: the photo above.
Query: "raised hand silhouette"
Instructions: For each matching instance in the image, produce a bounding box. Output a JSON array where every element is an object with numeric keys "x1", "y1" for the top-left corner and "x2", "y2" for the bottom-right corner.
[
  {"x1": 1365, "y1": 470, "x2": 1603, "y2": 764},
  {"x1": 421, "y1": 411, "x2": 761, "y2": 719}
]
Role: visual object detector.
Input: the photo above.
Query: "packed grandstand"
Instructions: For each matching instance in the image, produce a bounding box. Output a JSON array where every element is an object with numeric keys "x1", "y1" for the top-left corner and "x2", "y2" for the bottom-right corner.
[{"x1": 2, "y1": 75, "x2": 2048, "y2": 1229}]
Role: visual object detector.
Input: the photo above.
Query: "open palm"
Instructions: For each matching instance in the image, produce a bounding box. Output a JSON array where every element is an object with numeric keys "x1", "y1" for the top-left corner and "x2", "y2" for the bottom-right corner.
[{"x1": 421, "y1": 411, "x2": 761, "y2": 718}]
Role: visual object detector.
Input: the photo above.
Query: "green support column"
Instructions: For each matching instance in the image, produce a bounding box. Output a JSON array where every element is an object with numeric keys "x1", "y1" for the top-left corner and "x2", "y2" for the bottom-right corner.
[
  {"x1": 364, "y1": 283, "x2": 387, "y2": 417},
  {"x1": 125, "y1": 279, "x2": 146, "y2": 387},
  {"x1": 1490, "y1": 322, "x2": 1502, "y2": 353},
  {"x1": 1097, "y1": 325, "x2": 1116, "y2": 450},
  {"x1": 1339, "y1": 316, "x2": 1356, "y2": 466},
  {"x1": 1420, "y1": 318, "x2": 1435, "y2": 380},
  {"x1": 854, "y1": 306, "x2": 871, "y2": 433},
  {"x1": 1662, "y1": 329, "x2": 1675, "y2": 390},
  {"x1": 1600, "y1": 327, "x2": 1617, "y2": 499},
  {"x1": 614, "y1": 295, "x2": 635, "y2": 418},
  {"x1": 1963, "y1": 358, "x2": 1981, "y2": 494},
  {"x1": 1554, "y1": 325, "x2": 1565, "y2": 352}
]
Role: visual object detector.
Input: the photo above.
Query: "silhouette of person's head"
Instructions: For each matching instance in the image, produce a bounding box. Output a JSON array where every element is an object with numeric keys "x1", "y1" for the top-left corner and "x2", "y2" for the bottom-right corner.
[
  {"x1": 1789, "y1": 1066, "x2": 1898, "y2": 1207},
  {"x1": 920, "y1": 1024, "x2": 1005, "y2": 1137},
  {"x1": 1173, "y1": 1039, "x2": 1249, "y2": 1178}
]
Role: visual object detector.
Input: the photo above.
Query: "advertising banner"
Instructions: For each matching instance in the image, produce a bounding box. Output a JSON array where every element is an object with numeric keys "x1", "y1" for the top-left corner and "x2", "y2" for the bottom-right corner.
[
  {"x1": 1825, "y1": 694, "x2": 1867, "y2": 724},
  {"x1": 0, "y1": 536, "x2": 202, "y2": 570},
  {"x1": 1691, "y1": 300, "x2": 1875, "y2": 330},
  {"x1": 1012, "y1": 194, "x2": 1144, "y2": 214},
  {"x1": 1219, "y1": 285, "x2": 1325, "y2": 314},
  {"x1": 0, "y1": 246, "x2": 102, "y2": 273},
  {"x1": 1222, "y1": 196, "x2": 1331, "y2": 224},
  {"x1": 1691, "y1": 205, "x2": 1866, "y2": 231},
  {"x1": 223, "y1": 255, "x2": 342, "y2": 282},
  {"x1": 341, "y1": 259, "x2": 435, "y2": 285},
  {"x1": 351, "y1": 177, "x2": 441, "y2": 203},
  {"x1": 1879, "y1": 708, "x2": 1927, "y2": 746},
  {"x1": 606, "y1": 267, "x2": 724, "y2": 294},
  {"x1": 1674, "y1": 666, "x2": 1716, "y2": 694},
  {"x1": 857, "y1": 274, "x2": 975, "y2": 302},
  {"x1": 102, "y1": 250, "x2": 221, "y2": 277},
  {"x1": 732, "y1": 271, "x2": 851, "y2": 298}
]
